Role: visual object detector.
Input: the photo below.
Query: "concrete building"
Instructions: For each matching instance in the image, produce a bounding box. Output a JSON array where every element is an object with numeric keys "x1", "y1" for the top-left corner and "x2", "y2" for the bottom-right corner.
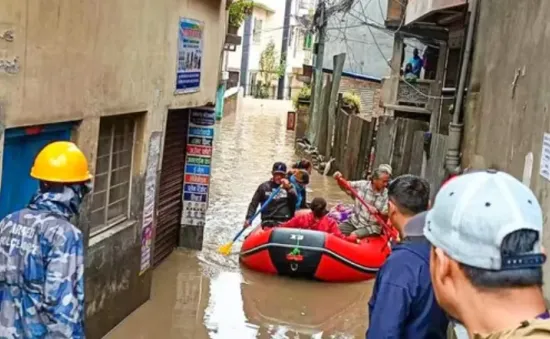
[
  {"x1": 225, "y1": 0, "x2": 316, "y2": 96},
  {"x1": 0, "y1": 0, "x2": 228, "y2": 337},
  {"x1": 324, "y1": 0, "x2": 405, "y2": 78},
  {"x1": 460, "y1": 0, "x2": 550, "y2": 303}
]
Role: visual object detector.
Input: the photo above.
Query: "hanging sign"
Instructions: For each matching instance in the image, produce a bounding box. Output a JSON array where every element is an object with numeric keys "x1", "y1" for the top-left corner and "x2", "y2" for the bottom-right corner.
[{"x1": 182, "y1": 108, "x2": 215, "y2": 226}]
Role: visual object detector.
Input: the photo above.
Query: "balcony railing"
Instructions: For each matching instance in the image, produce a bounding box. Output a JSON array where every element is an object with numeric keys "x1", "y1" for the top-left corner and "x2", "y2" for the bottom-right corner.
[{"x1": 397, "y1": 79, "x2": 432, "y2": 107}]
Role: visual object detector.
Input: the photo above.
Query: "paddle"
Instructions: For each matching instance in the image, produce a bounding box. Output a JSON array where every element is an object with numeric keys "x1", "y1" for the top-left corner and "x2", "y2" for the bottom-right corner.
[
  {"x1": 218, "y1": 185, "x2": 283, "y2": 255},
  {"x1": 335, "y1": 175, "x2": 398, "y2": 241}
]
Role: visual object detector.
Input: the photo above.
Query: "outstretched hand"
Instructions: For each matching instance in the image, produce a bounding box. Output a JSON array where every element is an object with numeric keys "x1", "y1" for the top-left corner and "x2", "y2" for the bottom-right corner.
[{"x1": 346, "y1": 234, "x2": 359, "y2": 243}]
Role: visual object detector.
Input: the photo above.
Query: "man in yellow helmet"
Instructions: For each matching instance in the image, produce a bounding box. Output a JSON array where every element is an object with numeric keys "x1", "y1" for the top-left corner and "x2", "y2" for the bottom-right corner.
[{"x1": 0, "y1": 141, "x2": 91, "y2": 338}]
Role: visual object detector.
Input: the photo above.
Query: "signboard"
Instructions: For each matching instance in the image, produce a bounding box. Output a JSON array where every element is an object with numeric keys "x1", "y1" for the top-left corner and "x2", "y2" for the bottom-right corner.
[
  {"x1": 175, "y1": 18, "x2": 204, "y2": 94},
  {"x1": 140, "y1": 132, "x2": 162, "y2": 275},
  {"x1": 540, "y1": 133, "x2": 550, "y2": 181},
  {"x1": 182, "y1": 108, "x2": 215, "y2": 226}
]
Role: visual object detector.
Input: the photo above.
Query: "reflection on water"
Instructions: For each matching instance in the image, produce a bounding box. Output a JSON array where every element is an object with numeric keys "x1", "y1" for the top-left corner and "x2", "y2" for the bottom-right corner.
[{"x1": 106, "y1": 99, "x2": 373, "y2": 339}]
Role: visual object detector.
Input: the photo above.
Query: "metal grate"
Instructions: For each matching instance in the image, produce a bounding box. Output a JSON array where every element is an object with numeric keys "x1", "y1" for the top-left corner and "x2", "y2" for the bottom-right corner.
[
  {"x1": 90, "y1": 117, "x2": 136, "y2": 234},
  {"x1": 153, "y1": 111, "x2": 188, "y2": 266}
]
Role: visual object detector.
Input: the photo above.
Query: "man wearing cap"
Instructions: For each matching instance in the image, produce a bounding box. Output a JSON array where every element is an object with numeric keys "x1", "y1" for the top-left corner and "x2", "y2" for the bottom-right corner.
[
  {"x1": 333, "y1": 164, "x2": 392, "y2": 240},
  {"x1": 367, "y1": 175, "x2": 448, "y2": 338},
  {"x1": 245, "y1": 162, "x2": 298, "y2": 228},
  {"x1": 426, "y1": 170, "x2": 550, "y2": 338}
]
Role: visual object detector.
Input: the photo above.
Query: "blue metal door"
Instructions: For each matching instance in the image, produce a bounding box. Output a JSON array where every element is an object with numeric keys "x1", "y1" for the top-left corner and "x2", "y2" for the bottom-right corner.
[{"x1": 0, "y1": 123, "x2": 73, "y2": 219}]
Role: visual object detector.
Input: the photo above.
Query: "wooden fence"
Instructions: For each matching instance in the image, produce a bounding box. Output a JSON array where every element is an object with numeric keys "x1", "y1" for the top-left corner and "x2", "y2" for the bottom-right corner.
[
  {"x1": 374, "y1": 116, "x2": 449, "y2": 198},
  {"x1": 332, "y1": 107, "x2": 376, "y2": 180}
]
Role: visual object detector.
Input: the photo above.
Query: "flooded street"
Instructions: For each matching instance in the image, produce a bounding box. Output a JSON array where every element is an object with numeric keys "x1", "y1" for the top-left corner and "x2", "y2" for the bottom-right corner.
[{"x1": 106, "y1": 99, "x2": 374, "y2": 339}]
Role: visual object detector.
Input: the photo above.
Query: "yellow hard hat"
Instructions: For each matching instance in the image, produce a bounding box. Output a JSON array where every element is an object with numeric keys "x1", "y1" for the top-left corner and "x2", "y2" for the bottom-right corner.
[{"x1": 30, "y1": 141, "x2": 92, "y2": 183}]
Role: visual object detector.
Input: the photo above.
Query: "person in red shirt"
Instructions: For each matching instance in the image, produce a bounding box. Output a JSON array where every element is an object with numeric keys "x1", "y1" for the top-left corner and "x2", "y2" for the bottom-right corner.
[{"x1": 279, "y1": 197, "x2": 356, "y2": 242}]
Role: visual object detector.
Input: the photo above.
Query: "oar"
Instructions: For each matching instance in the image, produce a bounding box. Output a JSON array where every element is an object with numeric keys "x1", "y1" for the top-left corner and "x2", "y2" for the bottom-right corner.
[
  {"x1": 218, "y1": 185, "x2": 283, "y2": 255},
  {"x1": 335, "y1": 175, "x2": 397, "y2": 241}
]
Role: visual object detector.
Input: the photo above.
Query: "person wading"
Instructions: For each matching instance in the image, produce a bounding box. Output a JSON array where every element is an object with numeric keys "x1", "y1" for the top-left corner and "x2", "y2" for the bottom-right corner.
[
  {"x1": 333, "y1": 164, "x2": 392, "y2": 241},
  {"x1": 0, "y1": 141, "x2": 92, "y2": 338},
  {"x1": 367, "y1": 175, "x2": 448, "y2": 338},
  {"x1": 279, "y1": 197, "x2": 355, "y2": 242},
  {"x1": 244, "y1": 162, "x2": 298, "y2": 228},
  {"x1": 426, "y1": 170, "x2": 550, "y2": 338}
]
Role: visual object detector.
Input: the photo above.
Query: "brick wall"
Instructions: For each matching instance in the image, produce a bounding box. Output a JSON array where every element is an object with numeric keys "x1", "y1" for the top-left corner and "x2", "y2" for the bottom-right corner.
[{"x1": 339, "y1": 75, "x2": 383, "y2": 117}]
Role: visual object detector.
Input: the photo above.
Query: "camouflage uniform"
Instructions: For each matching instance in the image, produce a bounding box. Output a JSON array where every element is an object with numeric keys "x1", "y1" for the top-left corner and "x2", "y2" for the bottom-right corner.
[{"x1": 0, "y1": 185, "x2": 86, "y2": 338}]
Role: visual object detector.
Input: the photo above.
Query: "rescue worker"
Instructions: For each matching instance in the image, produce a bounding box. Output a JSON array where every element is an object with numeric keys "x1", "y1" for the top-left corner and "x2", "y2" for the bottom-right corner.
[
  {"x1": 0, "y1": 141, "x2": 91, "y2": 338},
  {"x1": 279, "y1": 197, "x2": 355, "y2": 242},
  {"x1": 244, "y1": 162, "x2": 298, "y2": 228}
]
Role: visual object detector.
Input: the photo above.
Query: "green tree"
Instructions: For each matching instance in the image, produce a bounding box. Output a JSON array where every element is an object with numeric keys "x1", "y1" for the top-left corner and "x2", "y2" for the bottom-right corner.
[{"x1": 259, "y1": 40, "x2": 284, "y2": 86}]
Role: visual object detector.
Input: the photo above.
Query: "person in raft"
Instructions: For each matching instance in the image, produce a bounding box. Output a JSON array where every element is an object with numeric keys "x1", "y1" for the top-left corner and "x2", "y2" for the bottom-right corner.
[
  {"x1": 288, "y1": 160, "x2": 312, "y2": 213},
  {"x1": 289, "y1": 169, "x2": 310, "y2": 214},
  {"x1": 333, "y1": 164, "x2": 392, "y2": 241},
  {"x1": 278, "y1": 197, "x2": 356, "y2": 242},
  {"x1": 244, "y1": 162, "x2": 298, "y2": 228}
]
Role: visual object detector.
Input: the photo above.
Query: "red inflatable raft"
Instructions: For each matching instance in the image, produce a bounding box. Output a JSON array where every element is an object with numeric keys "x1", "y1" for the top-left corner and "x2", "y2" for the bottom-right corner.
[{"x1": 239, "y1": 227, "x2": 392, "y2": 282}]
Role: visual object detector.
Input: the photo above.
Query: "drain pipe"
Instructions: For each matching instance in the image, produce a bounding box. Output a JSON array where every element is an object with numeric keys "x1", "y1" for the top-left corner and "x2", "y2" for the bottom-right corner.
[{"x1": 445, "y1": 0, "x2": 478, "y2": 172}]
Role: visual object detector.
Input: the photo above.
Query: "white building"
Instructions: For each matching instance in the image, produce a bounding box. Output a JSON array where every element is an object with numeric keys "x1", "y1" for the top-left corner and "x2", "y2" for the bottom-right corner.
[{"x1": 225, "y1": 0, "x2": 316, "y2": 97}]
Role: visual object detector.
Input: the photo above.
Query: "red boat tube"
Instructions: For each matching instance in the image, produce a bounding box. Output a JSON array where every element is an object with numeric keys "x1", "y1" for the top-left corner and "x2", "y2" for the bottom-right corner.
[{"x1": 239, "y1": 227, "x2": 392, "y2": 282}]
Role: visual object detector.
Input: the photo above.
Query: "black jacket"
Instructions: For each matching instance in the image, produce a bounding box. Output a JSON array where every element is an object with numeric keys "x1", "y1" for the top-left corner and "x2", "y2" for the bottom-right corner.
[{"x1": 245, "y1": 180, "x2": 298, "y2": 223}]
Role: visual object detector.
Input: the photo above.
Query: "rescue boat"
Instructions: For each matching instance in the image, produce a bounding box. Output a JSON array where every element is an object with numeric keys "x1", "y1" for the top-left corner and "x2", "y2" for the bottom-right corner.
[{"x1": 239, "y1": 227, "x2": 392, "y2": 282}]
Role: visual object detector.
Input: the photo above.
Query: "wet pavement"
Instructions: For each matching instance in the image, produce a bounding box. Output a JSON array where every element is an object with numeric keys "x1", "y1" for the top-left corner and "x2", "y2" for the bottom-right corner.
[{"x1": 106, "y1": 98, "x2": 375, "y2": 339}]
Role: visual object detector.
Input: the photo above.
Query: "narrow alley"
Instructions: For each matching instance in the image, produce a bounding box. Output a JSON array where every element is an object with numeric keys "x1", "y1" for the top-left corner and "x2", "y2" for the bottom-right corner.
[{"x1": 105, "y1": 99, "x2": 374, "y2": 339}]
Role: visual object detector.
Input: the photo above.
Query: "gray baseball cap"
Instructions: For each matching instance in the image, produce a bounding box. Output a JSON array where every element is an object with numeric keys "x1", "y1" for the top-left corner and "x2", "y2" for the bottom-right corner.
[{"x1": 424, "y1": 170, "x2": 545, "y2": 270}]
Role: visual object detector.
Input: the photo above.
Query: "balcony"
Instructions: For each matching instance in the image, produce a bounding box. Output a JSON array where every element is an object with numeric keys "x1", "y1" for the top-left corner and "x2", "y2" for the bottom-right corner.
[
  {"x1": 405, "y1": 0, "x2": 467, "y2": 25},
  {"x1": 382, "y1": 77, "x2": 436, "y2": 115}
]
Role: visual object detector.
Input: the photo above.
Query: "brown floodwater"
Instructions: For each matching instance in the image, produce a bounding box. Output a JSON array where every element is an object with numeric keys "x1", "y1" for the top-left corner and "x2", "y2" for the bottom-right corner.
[{"x1": 106, "y1": 99, "x2": 375, "y2": 339}]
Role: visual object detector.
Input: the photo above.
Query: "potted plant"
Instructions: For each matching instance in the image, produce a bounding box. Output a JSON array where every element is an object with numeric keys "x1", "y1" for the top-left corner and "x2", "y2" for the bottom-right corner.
[
  {"x1": 342, "y1": 91, "x2": 362, "y2": 114},
  {"x1": 228, "y1": 0, "x2": 253, "y2": 35},
  {"x1": 292, "y1": 85, "x2": 311, "y2": 109}
]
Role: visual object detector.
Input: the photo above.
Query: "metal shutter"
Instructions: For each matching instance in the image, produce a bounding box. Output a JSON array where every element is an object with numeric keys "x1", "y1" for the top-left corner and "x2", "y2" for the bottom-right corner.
[{"x1": 153, "y1": 111, "x2": 188, "y2": 266}]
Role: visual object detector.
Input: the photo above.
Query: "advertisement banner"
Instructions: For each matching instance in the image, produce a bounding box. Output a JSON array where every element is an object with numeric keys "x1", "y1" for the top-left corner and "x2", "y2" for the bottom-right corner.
[
  {"x1": 182, "y1": 108, "x2": 215, "y2": 226},
  {"x1": 175, "y1": 18, "x2": 204, "y2": 94},
  {"x1": 140, "y1": 132, "x2": 162, "y2": 275}
]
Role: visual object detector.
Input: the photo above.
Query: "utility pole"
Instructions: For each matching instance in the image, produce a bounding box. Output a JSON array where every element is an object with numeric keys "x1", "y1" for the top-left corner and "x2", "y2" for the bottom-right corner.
[
  {"x1": 278, "y1": 0, "x2": 293, "y2": 100},
  {"x1": 306, "y1": 0, "x2": 326, "y2": 146}
]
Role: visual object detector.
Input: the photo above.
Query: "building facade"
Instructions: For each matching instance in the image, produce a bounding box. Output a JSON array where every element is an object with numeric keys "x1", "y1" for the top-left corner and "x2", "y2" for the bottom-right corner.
[
  {"x1": 225, "y1": 0, "x2": 316, "y2": 96},
  {"x1": 460, "y1": 0, "x2": 550, "y2": 303},
  {"x1": 0, "y1": 0, "x2": 227, "y2": 337},
  {"x1": 324, "y1": 0, "x2": 397, "y2": 78}
]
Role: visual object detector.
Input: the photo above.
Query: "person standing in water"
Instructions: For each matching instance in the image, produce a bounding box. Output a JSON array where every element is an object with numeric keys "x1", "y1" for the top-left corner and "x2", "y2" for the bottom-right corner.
[
  {"x1": 0, "y1": 141, "x2": 91, "y2": 338},
  {"x1": 244, "y1": 162, "x2": 298, "y2": 228},
  {"x1": 367, "y1": 175, "x2": 448, "y2": 338},
  {"x1": 426, "y1": 170, "x2": 550, "y2": 338}
]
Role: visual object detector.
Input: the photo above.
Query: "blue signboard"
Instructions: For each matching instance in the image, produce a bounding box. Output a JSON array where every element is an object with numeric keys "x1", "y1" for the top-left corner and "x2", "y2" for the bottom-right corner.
[
  {"x1": 175, "y1": 18, "x2": 203, "y2": 94},
  {"x1": 185, "y1": 164, "x2": 210, "y2": 175},
  {"x1": 184, "y1": 184, "x2": 209, "y2": 194},
  {"x1": 190, "y1": 109, "x2": 215, "y2": 126},
  {"x1": 188, "y1": 127, "x2": 214, "y2": 137},
  {"x1": 183, "y1": 193, "x2": 208, "y2": 203}
]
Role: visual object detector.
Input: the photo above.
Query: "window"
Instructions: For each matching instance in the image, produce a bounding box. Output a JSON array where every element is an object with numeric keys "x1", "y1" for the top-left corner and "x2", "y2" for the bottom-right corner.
[
  {"x1": 253, "y1": 18, "x2": 263, "y2": 44},
  {"x1": 90, "y1": 116, "x2": 136, "y2": 234}
]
